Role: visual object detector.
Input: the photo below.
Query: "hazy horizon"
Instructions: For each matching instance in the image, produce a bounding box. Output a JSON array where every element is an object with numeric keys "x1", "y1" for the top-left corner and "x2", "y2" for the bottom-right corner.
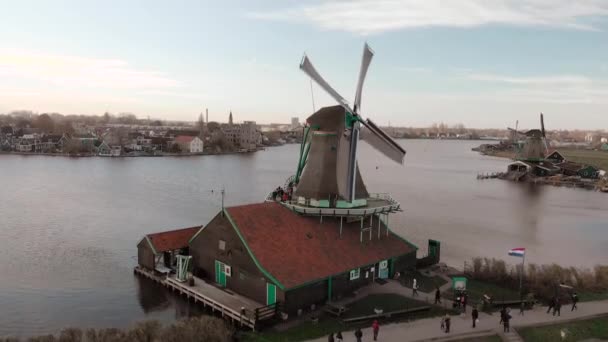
[{"x1": 1, "y1": 1, "x2": 608, "y2": 130}]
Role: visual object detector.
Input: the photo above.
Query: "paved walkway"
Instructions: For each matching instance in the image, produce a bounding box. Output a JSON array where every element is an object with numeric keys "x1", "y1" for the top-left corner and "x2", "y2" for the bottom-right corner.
[{"x1": 306, "y1": 280, "x2": 608, "y2": 342}]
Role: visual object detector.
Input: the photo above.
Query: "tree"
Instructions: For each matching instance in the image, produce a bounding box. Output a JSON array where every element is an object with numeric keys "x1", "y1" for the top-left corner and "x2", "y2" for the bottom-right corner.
[
  {"x1": 35, "y1": 114, "x2": 55, "y2": 132},
  {"x1": 207, "y1": 121, "x2": 220, "y2": 132},
  {"x1": 103, "y1": 112, "x2": 111, "y2": 123}
]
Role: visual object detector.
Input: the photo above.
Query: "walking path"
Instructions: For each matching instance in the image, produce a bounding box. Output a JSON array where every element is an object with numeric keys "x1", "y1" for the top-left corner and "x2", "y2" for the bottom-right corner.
[{"x1": 306, "y1": 279, "x2": 608, "y2": 342}]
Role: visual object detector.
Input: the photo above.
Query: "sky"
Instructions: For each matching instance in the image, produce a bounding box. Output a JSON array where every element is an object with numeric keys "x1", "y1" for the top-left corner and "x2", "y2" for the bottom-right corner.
[{"x1": 0, "y1": 0, "x2": 607, "y2": 129}]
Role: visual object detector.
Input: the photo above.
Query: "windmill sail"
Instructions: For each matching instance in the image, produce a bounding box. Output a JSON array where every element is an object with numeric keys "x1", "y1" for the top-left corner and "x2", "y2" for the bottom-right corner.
[
  {"x1": 360, "y1": 119, "x2": 406, "y2": 164},
  {"x1": 354, "y1": 44, "x2": 374, "y2": 112},
  {"x1": 300, "y1": 55, "x2": 353, "y2": 113}
]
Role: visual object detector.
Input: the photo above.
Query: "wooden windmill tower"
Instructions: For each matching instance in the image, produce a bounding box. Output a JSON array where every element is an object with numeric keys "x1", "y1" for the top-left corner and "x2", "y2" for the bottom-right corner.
[
  {"x1": 516, "y1": 113, "x2": 549, "y2": 163},
  {"x1": 293, "y1": 43, "x2": 406, "y2": 207}
]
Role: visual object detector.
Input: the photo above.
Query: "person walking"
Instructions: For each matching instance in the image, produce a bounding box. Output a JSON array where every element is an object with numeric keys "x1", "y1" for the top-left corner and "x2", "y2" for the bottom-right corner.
[
  {"x1": 571, "y1": 292, "x2": 579, "y2": 311},
  {"x1": 412, "y1": 278, "x2": 419, "y2": 297},
  {"x1": 372, "y1": 320, "x2": 380, "y2": 341},
  {"x1": 547, "y1": 296, "x2": 555, "y2": 314},
  {"x1": 354, "y1": 328, "x2": 363, "y2": 342},
  {"x1": 335, "y1": 331, "x2": 343, "y2": 342},
  {"x1": 519, "y1": 301, "x2": 525, "y2": 316},
  {"x1": 327, "y1": 333, "x2": 334, "y2": 342},
  {"x1": 435, "y1": 287, "x2": 442, "y2": 304},
  {"x1": 461, "y1": 294, "x2": 467, "y2": 313},
  {"x1": 499, "y1": 307, "x2": 507, "y2": 324},
  {"x1": 553, "y1": 298, "x2": 561, "y2": 316},
  {"x1": 503, "y1": 310, "x2": 512, "y2": 333},
  {"x1": 443, "y1": 314, "x2": 451, "y2": 333},
  {"x1": 472, "y1": 307, "x2": 479, "y2": 328}
]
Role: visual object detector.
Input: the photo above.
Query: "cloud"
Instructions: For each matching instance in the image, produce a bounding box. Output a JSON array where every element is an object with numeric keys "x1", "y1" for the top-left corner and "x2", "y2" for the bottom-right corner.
[
  {"x1": 465, "y1": 72, "x2": 608, "y2": 104},
  {"x1": 248, "y1": 0, "x2": 608, "y2": 35},
  {"x1": 0, "y1": 51, "x2": 179, "y2": 89}
]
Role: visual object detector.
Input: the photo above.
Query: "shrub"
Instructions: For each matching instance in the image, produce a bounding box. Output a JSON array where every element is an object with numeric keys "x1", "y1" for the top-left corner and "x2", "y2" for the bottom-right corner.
[{"x1": 466, "y1": 257, "x2": 608, "y2": 301}]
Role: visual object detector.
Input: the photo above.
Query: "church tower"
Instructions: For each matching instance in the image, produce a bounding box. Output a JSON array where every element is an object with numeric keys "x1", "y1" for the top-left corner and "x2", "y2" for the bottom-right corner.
[{"x1": 229, "y1": 110, "x2": 233, "y2": 126}]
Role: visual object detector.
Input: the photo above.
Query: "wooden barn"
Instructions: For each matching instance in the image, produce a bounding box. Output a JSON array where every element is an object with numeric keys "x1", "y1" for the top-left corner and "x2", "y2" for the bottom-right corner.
[
  {"x1": 137, "y1": 226, "x2": 201, "y2": 274},
  {"x1": 545, "y1": 150, "x2": 566, "y2": 164},
  {"x1": 557, "y1": 161, "x2": 585, "y2": 177},
  {"x1": 189, "y1": 202, "x2": 417, "y2": 314},
  {"x1": 578, "y1": 165, "x2": 599, "y2": 179}
]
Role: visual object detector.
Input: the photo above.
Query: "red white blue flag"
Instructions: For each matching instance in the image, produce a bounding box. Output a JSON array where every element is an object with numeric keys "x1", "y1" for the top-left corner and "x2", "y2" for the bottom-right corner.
[{"x1": 508, "y1": 248, "x2": 525, "y2": 258}]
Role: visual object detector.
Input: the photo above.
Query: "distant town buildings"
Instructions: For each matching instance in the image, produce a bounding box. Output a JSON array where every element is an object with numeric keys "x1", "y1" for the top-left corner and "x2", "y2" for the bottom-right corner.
[
  {"x1": 290, "y1": 117, "x2": 300, "y2": 130},
  {"x1": 174, "y1": 135, "x2": 204, "y2": 153},
  {"x1": 220, "y1": 112, "x2": 262, "y2": 150}
]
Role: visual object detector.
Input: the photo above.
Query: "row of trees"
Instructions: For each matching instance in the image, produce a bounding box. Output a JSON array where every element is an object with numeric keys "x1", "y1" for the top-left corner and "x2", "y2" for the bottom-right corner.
[
  {"x1": 467, "y1": 257, "x2": 608, "y2": 301},
  {"x1": 0, "y1": 111, "x2": 167, "y2": 132},
  {"x1": 0, "y1": 316, "x2": 234, "y2": 342}
]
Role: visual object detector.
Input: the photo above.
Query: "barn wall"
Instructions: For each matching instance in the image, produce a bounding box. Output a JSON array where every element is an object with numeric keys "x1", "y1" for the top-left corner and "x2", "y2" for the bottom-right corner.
[
  {"x1": 189, "y1": 212, "x2": 271, "y2": 306},
  {"x1": 137, "y1": 239, "x2": 156, "y2": 270}
]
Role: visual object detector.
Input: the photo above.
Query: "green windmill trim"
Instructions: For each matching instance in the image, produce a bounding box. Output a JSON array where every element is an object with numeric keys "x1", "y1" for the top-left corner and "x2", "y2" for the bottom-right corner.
[{"x1": 344, "y1": 111, "x2": 359, "y2": 129}]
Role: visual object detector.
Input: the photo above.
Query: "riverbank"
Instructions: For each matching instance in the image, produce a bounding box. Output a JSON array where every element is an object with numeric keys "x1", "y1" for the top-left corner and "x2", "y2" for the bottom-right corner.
[
  {"x1": 0, "y1": 148, "x2": 264, "y2": 158},
  {"x1": 476, "y1": 145, "x2": 608, "y2": 172}
]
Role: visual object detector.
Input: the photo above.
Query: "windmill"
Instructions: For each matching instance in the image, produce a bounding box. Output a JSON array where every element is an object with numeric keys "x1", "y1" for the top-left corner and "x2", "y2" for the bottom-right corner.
[
  {"x1": 517, "y1": 113, "x2": 549, "y2": 162},
  {"x1": 293, "y1": 44, "x2": 406, "y2": 206}
]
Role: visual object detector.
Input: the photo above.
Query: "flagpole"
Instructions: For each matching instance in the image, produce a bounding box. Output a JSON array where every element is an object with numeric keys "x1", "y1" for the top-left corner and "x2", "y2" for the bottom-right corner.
[{"x1": 519, "y1": 252, "x2": 525, "y2": 300}]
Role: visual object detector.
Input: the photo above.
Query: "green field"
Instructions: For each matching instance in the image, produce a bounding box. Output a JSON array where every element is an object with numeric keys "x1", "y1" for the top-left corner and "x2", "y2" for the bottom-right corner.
[
  {"x1": 443, "y1": 279, "x2": 521, "y2": 311},
  {"x1": 401, "y1": 271, "x2": 448, "y2": 293},
  {"x1": 448, "y1": 335, "x2": 502, "y2": 342},
  {"x1": 242, "y1": 294, "x2": 451, "y2": 342},
  {"x1": 561, "y1": 149, "x2": 608, "y2": 171},
  {"x1": 483, "y1": 147, "x2": 608, "y2": 171},
  {"x1": 518, "y1": 315, "x2": 608, "y2": 342}
]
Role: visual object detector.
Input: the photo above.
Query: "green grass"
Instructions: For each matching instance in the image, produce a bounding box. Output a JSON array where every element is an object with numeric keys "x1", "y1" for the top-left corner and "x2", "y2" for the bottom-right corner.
[
  {"x1": 561, "y1": 149, "x2": 608, "y2": 171},
  {"x1": 241, "y1": 315, "x2": 348, "y2": 342},
  {"x1": 344, "y1": 293, "x2": 431, "y2": 318},
  {"x1": 401, "y1": 271, "x2": 448, "y2": 293},
  {"x1": 444, "y1": 279, "x2": 520, "y2": 310},
  {"x1": 482, "y1": 147, "x2": 608, "y2": 171},
  {"x1": 242, "y1": 294, "x2": 453, "y2": 342},
  {"x1": 578, "y1": 290, "x2": 608, "y2": 302},
  {"x1": 518, "y1": 315, "x2": 608, "y2": 342},
  {"x1": 447, "y1": 335, "x2": 502, "y2": 342}
]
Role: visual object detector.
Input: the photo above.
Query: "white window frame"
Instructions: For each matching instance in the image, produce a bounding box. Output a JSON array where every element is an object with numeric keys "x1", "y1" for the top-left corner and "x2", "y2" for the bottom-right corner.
[
  {"x1": 349, "y1": 268, "x2": 360, "y2": 281},
  {"x1": 219, "y1": 239, "x2": 226, "y2": 251}
]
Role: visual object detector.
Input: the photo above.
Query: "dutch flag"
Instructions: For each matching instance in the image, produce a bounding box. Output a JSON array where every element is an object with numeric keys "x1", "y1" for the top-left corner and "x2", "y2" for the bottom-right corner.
[{"x1": 508, "y1": 248, "x2": 526, "y2": 257}]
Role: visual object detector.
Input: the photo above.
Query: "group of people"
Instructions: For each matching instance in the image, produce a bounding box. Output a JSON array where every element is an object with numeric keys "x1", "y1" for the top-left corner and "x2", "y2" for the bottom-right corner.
[
  {"x1": 326, "y1": 289, "x2": 581, "y2": 340},
  {"x1": 271, "y1": 185, "x2": 293, "y2": 202},
  {"x1": 547, "y1": 292, "x2": 579, "y2": 317},
  {"x1": 328, "y1": 320, "x2": 380, "y2": 342}
]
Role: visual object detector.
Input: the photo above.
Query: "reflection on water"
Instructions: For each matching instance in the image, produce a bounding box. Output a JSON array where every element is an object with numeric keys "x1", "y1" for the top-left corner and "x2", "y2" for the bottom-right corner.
[
  {"x1": 0, "y1": 140, "x2": 606, "y2": 337},
  {"x1": 134, "y1": 276, "x2": 170, "y2": 314}
]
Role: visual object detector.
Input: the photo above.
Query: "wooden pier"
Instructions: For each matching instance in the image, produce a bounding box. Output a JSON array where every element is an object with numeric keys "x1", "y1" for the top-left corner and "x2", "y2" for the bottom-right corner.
[{"x1": 134, "y1": 266, "x2": 277, "y2": 330}]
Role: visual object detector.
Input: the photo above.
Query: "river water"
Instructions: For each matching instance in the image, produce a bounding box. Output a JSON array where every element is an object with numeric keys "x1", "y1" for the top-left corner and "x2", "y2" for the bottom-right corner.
[{"x1": 0, "y1": 140, "x2": 606, "y2": 337}]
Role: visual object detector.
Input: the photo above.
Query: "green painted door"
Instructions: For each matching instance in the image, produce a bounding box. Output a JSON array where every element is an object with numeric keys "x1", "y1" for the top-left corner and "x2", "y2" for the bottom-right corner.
[
  {"x1": 215, "y1": 260, "x2": 227, "y2": 287},
  {"x1": 379, "y1": 260, "x2": 389, "y2": 279},
  {"x1": 266, "y1": 283, "x2": 277, "y2": 305}
]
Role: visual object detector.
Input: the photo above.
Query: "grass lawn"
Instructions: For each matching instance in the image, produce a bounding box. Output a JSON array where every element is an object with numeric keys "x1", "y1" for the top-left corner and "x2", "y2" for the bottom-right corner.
[
  {"x1": 447, "y1": 335, "x2": 502, "y2": 342},
  {"x1": 578, "y1": 290, "x2": 608, "y2": 302},
  {"x1": 241, "y1": 315, "x2": 349, "y2": 342},
  {"x1": 401, "y1": 271, "x2": 448, "y2": 293},
  {"x1": 443, "y1": 279, "x2": 520, "y2": 309},
  {"x1": 242, "y1": 294, "x2": 452, "y2": 342},
  {"x1": 561, "y1": 149, "x2": 608, "y2": 171},
  {"x1": 518, "y1": 315, "x2": 608, "y2": 342},
  {"x1": 482, "y1": 147, "x2": 608, "y2": 171},
  {"x1": 344, "y1": 293, "x2": 435, "y2": 318}
]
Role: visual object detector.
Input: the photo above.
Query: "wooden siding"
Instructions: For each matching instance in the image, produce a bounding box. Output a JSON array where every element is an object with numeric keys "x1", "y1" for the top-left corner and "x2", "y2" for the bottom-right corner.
[
  {"x1": 137, "y1": 239, "x2": 155, "y2": 270},
  {"x1": 189, "y1": 213, "x2": 273, "y2": 305}
]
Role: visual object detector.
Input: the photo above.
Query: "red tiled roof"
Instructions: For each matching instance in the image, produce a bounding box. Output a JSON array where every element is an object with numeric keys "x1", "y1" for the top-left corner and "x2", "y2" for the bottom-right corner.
[
  {"x1": 226, "y1": 202, "x2": 416, "y2": 289},
  {"x1": 146, "y1": 226, "x2": 201, "y2": 253},
  {"x1": 174, "y1": 135, "x2": 195, "y2": 143}
]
